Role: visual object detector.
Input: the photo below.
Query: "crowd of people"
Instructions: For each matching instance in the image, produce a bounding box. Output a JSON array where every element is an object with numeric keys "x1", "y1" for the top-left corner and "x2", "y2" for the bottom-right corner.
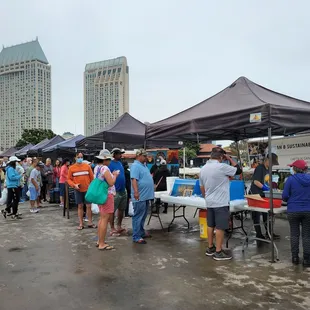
[{"x1": 1, "y1": 146, "x2": 310, "y2": 267}]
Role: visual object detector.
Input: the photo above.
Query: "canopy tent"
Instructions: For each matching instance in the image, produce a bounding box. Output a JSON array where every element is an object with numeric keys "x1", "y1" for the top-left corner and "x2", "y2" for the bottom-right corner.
[
  {"x1": 146, "y1": 76, "x2": 310, "y2": 263},
  {"x1": 27, "y1": 136, "x2": 65, "y2": 156},
  {"x1": 15, "y1": 144, "x2": 34, "y2": 157},
  {"x1": 146, "y1": 76, "x2": 310, "y2": 143},
  {"x1": 0, "y1": 147, "x2": 18, "y2": 158},
  {"x1": 43, "y1": 135, "x2": 85, "y2": 153},
  {"x1": 77, "y1": 113, "x2": 146, "y2": 151}
]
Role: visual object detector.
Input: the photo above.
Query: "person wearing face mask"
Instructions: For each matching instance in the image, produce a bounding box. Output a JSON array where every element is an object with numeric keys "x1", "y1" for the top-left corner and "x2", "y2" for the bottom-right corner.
[
  {"x1": 67, "y1": 153, "x2": 95, "y2": 230},
  {"x1": 59, "y1": 158, "x2": 70, "y2": 208},
  {"x1": 282, "y1": 160, "x2": 310, "y2": 268},
  {"x1": 150, "y1": 158, "x2": 161, "y2": 176},
  {"x1": 249, "y1": 153, "x2": 280, "y2": 240}
]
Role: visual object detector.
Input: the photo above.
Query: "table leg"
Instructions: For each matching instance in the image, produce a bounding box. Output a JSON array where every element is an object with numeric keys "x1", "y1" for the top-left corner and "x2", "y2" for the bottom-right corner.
[
  {"x1": 168, "y1": 205, "x2": 189, "y2": 232},
  {"x1": 193, "y1": 208, "x2": 198, "y2": 218},
  {"x1": 147, "y1": 201, "x2": 164, "y2": 231}
]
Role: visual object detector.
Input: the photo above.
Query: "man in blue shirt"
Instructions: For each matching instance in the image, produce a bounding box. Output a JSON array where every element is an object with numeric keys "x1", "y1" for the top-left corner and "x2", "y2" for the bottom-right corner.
[
  {"x1": 130, "y1": 149, "x2": 154, "y2": 244},
  {"x1": 109, "y1": 148, "x2": 127, "y2": 235}
]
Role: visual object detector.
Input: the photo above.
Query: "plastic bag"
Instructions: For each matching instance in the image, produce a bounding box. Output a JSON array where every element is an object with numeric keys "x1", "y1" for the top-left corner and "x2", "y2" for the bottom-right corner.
[
  {"x1": 128, "y1": 201, "x2": 134, "y2": 216},
  {"x1": 0, "y1": 188, "x2": 8, "y2": 205},
  {"x1": 91, "y1": 203, "x2": 99, "y2": 214},
  {"x1": 26, "y1": 190, "x2": 30, "y2": 197}
]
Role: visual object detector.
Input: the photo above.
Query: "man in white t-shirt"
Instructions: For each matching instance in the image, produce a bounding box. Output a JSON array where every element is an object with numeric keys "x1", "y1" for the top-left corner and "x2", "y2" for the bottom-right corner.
[{"x1": 199, "y1": 151, "x2": 242, "y2": 261}]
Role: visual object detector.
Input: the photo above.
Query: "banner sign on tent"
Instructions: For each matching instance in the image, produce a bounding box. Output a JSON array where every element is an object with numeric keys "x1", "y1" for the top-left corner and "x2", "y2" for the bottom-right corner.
[{"x1": 250, "y1": 113, "x2": 262, "y2": 123}]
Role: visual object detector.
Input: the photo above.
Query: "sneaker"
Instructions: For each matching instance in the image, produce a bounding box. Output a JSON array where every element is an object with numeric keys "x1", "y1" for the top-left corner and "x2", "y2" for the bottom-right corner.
[
  {"x1": 205, "y1": 245, "x2": 216, "y2": 256},
  {"x1": 59, "y1": 203, "x2": 64, "y2": 208},
  {"x1": 33, "y1": 208, "x2": 39, "y2": 213},
  {"x1": 83, "y1": 217, "x2": 89, "y2": 222},
  {"x1": 303, "y1": 259, "x2": 310, "y2": 268},
  {"x1": 213, "y1": 250, "x2": 232, "y2": 261},
  {"x1": 12, "y1": 214, "x2": 22, "y2": 220},
  {"x1": 30, "y1": 209, "x2": 35, "y2": 213},
  {"x1": 1, "y1": 210, "x2": 7, "y2": 219},
  {"x1": 292, "y1": 257, "x2": 300, "y2": 265},
  {"x1": 19, "y1": 199, "x2": 25, "y2": 203}
]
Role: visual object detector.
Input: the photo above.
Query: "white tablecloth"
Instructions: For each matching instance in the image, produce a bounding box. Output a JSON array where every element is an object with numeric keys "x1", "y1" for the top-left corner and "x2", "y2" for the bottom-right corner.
[{"x1": 160, "y1": 194, "x2": 287, "y2": 214}]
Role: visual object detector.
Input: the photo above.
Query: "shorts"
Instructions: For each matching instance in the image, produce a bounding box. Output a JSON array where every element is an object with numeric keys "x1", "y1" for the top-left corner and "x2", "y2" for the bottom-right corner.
[
  {"x1": 59, "y1": 183, "x2": 65, "y2": 197},
  {"x1": 29, "y1": 187, "x2": 40, "y2": 201},
  {"x1": 99, "y1": 194, "x2": 114, "y2": 214},
  {"x1": 74, "y1": 190, "x2": 90, "y2": 205},
  {"x1": 207, "y1": 206, "x2": 230, "y2": 230},
  {"x1": 114, "y1": 190, "x2": 127, "y2": 212}
]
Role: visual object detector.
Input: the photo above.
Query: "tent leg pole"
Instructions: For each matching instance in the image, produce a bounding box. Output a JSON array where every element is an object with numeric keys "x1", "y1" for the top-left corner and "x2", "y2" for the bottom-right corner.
[
  {"x1": 268, "y1": 127, "x2": 275, "y2": 263},
  {"x1": 183, "y1": 147, "x2": 186, "y2": 179},
  {"x1": 235, "y1": 140, "x2": 242, "y2": 165}
]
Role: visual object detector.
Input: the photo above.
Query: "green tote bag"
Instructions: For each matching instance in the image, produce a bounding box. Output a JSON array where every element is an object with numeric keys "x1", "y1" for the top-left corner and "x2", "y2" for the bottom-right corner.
[{"x1": 85, "y1": 167, "x2": 109, "y2": 205}]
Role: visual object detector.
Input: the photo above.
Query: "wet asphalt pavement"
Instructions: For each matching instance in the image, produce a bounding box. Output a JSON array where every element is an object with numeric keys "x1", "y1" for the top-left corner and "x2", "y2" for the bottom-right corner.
[{"x1": 0, "y1": 202, "x2": 310, "y2": 310}]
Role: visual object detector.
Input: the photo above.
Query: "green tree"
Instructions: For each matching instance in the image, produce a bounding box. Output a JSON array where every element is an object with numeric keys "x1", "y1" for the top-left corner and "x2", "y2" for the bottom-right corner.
[
  {"x1": 228, "y1": 140, "x2": 249, "y2": 163},
  {"x1": 16, "y1": 129, "x2": 57, "y2": 147},
  {"x1": 178, "y1": 141, "x2": 200, "y2": 165}
]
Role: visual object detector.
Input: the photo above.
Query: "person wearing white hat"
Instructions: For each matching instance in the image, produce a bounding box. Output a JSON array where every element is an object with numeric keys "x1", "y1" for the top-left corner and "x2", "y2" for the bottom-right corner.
[
  {"x1": 94, "y1": 149, "x2": 119, "y2": 250},
  {"x1": 1, "y1": 156, "x2": 23, "y2": 219}
]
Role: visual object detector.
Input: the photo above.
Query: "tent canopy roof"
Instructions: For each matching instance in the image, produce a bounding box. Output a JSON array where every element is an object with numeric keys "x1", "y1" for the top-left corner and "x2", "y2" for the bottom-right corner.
[
  {"x1": 0, "y1": 147, "x2": 18, "y2": 157},
  {"x1": 77, "y1": 113, "x2": 146, "y2": 150},
  {"x1": 146, "y1": 76, "x2": 310, "y2": 142},
  {"x1": 15, "y1": 144, "x2": 34, "y2": 157},
  {"x1": 43, "y1": 135, "x2": 85, "y2": 152},
  {"x1": 28, "y1": 136, "x2": 65, "y2": 153}
]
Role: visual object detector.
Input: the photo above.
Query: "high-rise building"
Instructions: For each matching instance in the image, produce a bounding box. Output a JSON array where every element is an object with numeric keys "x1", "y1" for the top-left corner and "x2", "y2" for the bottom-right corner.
[
  {"x1": 0, "y1": 38, "x2": 51, "y2": 151},
  {"x1": 84, "y1": 56, "x2": 129, "y2": 136}
]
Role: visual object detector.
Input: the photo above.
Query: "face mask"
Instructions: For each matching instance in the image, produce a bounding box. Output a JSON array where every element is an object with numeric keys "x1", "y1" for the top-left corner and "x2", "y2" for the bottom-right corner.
[
  {"x1": 76, "y1": 158, "x2": 83, "y2": 164},
  {"x1": 290, "y1": 167, "x2": 295, "y2": 175}
]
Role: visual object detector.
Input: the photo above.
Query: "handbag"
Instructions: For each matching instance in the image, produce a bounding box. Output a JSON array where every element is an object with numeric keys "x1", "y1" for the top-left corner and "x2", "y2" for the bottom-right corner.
[{"x1": 85, "y1": 167, "x2": 109, "y2": 205}]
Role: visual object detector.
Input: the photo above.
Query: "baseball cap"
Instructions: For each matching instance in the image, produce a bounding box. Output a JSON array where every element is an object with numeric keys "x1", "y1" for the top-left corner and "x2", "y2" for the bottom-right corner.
[
  {"x1": 288, "y1": 160, "x2": 308, "y2": 170},
  {"x1": 111, "y1": 148, "x2": 125, "y2": 154},
  {"x1": 136, "y1": 149, "x2": 148, "y2": 156},
  {"x1": 37, "y1": 161, "x2": 44, "y2": 167}
]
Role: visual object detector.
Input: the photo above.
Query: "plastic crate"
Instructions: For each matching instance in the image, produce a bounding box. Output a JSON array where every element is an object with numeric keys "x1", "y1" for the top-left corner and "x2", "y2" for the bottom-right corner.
[{"x1": 247, "y1": 197, "x2": 282, "y2": 209}]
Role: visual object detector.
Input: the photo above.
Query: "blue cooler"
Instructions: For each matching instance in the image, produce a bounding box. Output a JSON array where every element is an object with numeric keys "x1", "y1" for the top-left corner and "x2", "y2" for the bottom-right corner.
[{"x1": 230, "y1": 180, "x2": 245, "y2": 201}]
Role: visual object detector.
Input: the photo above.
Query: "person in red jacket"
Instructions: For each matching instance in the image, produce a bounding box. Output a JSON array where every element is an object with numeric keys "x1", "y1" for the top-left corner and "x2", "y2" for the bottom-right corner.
[{"x1": 67, "y1": 153, "x2": 95, "y2": 230}]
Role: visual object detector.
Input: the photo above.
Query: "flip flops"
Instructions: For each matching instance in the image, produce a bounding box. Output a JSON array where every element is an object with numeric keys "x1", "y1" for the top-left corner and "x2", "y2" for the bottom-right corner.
[
  {"x1": 77, "y1": 225, "x2": 84, "y2": 230},
  {"x1": 98, "y1": 244, "x2": 114, "y2": 251},
  {"x1": 134, "y1": 239, "x2": 147, "y2": 244},
  {"x1": 87, "y1": 224, "x2": 97, "y2": 229}
]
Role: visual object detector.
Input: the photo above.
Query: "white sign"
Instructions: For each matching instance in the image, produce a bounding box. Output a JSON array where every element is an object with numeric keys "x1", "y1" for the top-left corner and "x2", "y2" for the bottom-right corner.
[
  {"x1": 250, "y1": 113, "x2": 262, "y2": 123},
  {"x1": 272, "y1": 135, "x2": 310, "y2": 168}
]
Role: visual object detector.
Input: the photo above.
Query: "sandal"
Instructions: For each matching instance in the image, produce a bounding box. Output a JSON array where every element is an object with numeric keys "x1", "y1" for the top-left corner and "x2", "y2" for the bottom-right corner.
[
  {"x1": 117, "y1": 228, "x2": 127, "y2": 235},
  {"x1": 87, "y1": 224, "x2": 97, "y2": 229},
  {"x1": 98, "y1": 245, "x2": 114, "y2": 251},
  {"x1": 110, "y1": 230, "x2": 121, "y2": 237},
  {"x1": 142, "y1": 233, "x2": 152, "y2": 239},
  {"x1": 134, "y1": 239, "x2": 147, "y2": 244},
  {"x1": 77, "y1": 225, "x2": 84, "y2": 230}
]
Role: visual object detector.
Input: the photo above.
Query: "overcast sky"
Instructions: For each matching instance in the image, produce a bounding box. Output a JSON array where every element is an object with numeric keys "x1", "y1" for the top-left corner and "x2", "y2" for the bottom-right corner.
[{"x1": 1, "y1": 0, "x2": 310, "y2": 142}]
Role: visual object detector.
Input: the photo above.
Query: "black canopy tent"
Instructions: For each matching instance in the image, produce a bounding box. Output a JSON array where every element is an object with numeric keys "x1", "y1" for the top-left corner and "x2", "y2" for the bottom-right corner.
[
  {"x1": 27, "y1": 135, "x2": 65, "y2": 157},
  {"x1": 0, "y1": 147, "x2": 18, "y2": 158},
  {"x1": 42, "y1": 135, "x2": 85, "y2": 160},
  {"x1": 77, "y1": 113, "x2": 180, "y2": 153},
  {"x1": 146, "y1": 76, "x2": 310, "y2": 262},
  {"x1": 77, "y1": 113, "x2": 146, "y2": 151},
  {"x1": 15, "y1": 144, "x2": 33, "y2": 157}
]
